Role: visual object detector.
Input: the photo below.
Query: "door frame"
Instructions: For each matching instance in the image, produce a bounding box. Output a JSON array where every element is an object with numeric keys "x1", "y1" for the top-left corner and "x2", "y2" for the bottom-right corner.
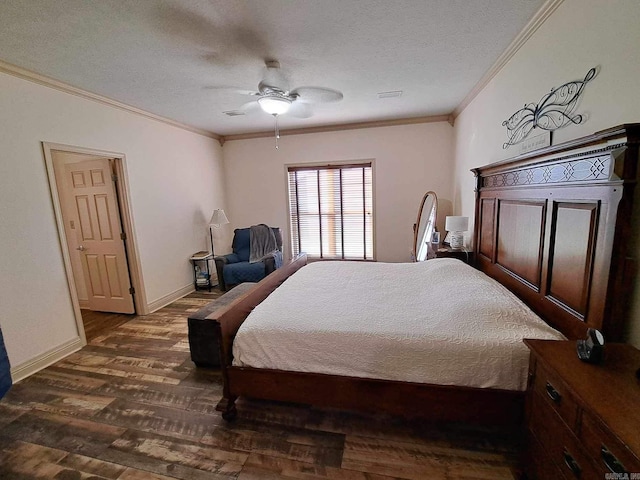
[{"x1": 42, "y1": 142, "x2": 148, "y2": 342}]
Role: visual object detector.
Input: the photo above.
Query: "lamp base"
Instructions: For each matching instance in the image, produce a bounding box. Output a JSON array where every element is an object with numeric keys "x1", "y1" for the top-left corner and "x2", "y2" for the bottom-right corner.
[{"x1": 450, "y1": 232, "x2": 464, "y2": 250}]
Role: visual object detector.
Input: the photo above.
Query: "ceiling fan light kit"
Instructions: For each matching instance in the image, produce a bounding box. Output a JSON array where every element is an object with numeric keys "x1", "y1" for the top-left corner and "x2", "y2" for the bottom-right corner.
[
  {"x1": 231, "y1": 60, "x2": 344, "y2": 149},
  {"x1": 258, "y1": 95, "x2": 291, "y2": 115}
]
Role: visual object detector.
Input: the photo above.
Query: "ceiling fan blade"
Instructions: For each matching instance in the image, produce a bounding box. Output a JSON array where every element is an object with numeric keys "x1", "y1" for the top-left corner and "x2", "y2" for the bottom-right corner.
[
  {"x1": 288, "y1": 102, "x2": 314, "y2": 119},
  {"x1": 234, "y1": 89, "x2": 260, "y2": 96},
  {"x1": 204, "y1": 86, "x2": 259, "y2": 96},
  {"x1": 291, "y1": 87, "x2": 343, "y2": 104},
  {"x1": 239, "y1": 101, "x2": 262, "y2": 115}
]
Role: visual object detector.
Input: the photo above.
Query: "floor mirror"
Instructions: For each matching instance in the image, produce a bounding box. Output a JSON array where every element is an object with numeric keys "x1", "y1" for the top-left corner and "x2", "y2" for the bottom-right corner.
[{"x1": 413, "y1": 191, "x2": 438, "y2": 261}]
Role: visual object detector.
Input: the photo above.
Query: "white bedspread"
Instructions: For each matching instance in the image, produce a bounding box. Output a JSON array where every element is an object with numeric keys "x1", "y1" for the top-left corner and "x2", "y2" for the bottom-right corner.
[{"x1": 233, "y1": 259, "x2": 564, "y2": 391}]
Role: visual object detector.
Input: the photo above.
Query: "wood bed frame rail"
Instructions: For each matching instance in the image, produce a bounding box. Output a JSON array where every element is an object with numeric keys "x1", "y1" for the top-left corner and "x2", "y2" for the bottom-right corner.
[{"x1": 212, "y1": 253, "x2": 308, "y2": 418}]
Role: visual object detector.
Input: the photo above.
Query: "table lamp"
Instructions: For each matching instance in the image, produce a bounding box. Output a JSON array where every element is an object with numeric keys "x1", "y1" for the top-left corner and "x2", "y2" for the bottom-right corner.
[{"x1": 445, "y1": 216, "x2": 468, "y2": 250}]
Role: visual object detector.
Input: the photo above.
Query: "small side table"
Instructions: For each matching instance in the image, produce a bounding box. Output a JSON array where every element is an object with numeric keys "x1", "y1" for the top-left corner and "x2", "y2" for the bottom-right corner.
[
  {"x1": 190, "y1": 251, "x2": 214, "y2": 291},
  {"x1": 435, "y1": 245, "x2": 473, "y2": 265}
]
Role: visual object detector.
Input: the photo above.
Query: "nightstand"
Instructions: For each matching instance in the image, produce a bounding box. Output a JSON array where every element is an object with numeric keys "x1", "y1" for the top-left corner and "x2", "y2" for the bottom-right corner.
[
  {"x1": 190, "y1": 251, "x2": 214, "y2": 291},
  {"x1": 434, "y1": 245, "x2": 473, "y2": 264}
]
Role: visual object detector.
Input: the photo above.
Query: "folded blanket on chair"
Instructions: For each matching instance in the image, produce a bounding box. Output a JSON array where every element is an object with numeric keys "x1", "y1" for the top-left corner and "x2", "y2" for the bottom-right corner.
[{"x1": 249, "y1": 224, "x2": 279, "y2": 263}]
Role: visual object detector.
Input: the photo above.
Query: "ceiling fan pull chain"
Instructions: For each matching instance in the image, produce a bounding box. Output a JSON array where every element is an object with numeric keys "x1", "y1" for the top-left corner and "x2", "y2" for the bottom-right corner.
[{"x1": 273, "y1": 113, "x2": 280, "y2": 149}]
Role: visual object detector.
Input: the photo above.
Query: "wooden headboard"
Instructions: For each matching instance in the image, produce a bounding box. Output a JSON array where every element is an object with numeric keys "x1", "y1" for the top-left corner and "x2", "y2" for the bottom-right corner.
[{"x1": 472, "y1": 124, "x2": 639, "y2": 341}]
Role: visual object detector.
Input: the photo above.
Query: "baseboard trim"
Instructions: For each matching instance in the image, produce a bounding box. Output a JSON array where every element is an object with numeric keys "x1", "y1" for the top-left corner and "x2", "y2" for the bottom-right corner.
[
  {"x1": 78, "y1": 299, "x2": 89, "y2": 309},
  {"x1": 147, "y1": 284, "x2": 195, "y2": 313},
  {"x1": 11, "y1": 336, "x2": 85, "y2": 383}
]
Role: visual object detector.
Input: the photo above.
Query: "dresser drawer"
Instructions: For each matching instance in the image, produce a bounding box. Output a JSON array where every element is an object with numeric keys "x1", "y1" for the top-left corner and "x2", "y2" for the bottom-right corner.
[
  {"x1": 530, "y1": 392, "x2": 599, "y2": 480},
  {"x1": 533, "y1": 363, "x2": 579, "y2": 429},
  {"x1": 581, "y1": 411, "x2": 640, "y2": 475},
  {"x1": 524, "y1": 428, "x2": 569, "y2": 480}
]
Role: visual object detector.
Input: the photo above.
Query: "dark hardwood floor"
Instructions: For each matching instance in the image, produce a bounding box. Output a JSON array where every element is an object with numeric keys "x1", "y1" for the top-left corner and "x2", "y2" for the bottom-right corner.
[
  {"x1": 0, "y1": 291, "x2": 520, "y2": 479},
  {"x1": 81, "y1": 310, "x2": 137, "y2": 343}
]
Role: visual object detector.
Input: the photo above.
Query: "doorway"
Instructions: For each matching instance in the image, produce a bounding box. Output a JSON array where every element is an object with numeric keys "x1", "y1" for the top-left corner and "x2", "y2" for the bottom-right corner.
[{"x1": 43, "y1": 143, "x2": 147, "y2": 343}]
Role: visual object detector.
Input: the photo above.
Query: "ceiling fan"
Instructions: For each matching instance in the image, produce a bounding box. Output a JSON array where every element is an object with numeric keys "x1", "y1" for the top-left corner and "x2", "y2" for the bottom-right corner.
[{"x1": 233, "y1": 60, "x2": 344, "y2": 148}]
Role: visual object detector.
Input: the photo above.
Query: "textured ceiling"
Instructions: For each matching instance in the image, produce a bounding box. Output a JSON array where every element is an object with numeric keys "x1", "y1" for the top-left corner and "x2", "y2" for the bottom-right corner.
[{"x1": 0, "y1": 0, "x2": 545, "y2": 136}]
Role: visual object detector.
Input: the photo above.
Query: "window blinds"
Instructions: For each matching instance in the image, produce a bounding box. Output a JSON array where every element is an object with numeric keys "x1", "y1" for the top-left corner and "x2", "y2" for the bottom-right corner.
[{"x1": 288, "y1": 163, "x2": 373, "y2": 260}]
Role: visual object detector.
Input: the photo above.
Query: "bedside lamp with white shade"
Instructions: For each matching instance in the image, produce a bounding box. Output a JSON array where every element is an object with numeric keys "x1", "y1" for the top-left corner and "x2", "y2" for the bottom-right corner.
[{"x1": 445, "y1": 216, "x2": 468, "y2": 250}]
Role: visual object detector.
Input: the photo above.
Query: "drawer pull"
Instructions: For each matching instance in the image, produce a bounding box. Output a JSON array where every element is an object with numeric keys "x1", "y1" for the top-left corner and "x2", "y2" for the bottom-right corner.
[
  {"x1": 601, "y1": 445, "x2": 628, "y2": 474},
  {"x1": 563, "y1": 450, "x2": 581, "y2": 477},
  {"x1": 545, "y1": 382, "x2": 561, "y2": 403}
]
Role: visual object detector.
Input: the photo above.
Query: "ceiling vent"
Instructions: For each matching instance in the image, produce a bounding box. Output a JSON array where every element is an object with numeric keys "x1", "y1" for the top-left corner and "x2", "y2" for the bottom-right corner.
[
  {"x1": 377, "y1": 90, "x2": 403, "y2": 99},
  {"x1": 223, "y1": 110, "x2": 245, "y2": 116}
]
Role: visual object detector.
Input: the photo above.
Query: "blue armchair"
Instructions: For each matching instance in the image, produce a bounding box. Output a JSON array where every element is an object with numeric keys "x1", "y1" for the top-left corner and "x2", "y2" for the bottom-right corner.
[{"x1": 214, "y1": 227, "x2": 283, "y2": 291}]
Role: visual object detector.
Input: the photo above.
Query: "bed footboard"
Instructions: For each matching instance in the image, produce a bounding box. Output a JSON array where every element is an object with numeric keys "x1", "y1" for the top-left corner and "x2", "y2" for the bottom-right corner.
[{"x1": 211, "y1": 253, "x2": 307, "y2": 419}]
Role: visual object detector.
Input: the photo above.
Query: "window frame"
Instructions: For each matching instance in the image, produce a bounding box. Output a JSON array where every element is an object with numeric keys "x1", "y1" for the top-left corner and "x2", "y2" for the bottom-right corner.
[{"x1": 284, "y1": 159, "x2": 376, "y2": 262}]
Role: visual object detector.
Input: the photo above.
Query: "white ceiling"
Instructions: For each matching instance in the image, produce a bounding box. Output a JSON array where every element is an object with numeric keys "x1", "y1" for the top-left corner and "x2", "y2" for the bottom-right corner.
[{"x1": 0, "y1": 0, "x2": 545, "y2": 136}]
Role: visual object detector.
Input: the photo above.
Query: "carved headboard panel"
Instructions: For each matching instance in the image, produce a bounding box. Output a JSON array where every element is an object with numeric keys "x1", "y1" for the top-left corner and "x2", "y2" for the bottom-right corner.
[{"x1": 473, "y1": 125, "x2": 639, "y2": 341}]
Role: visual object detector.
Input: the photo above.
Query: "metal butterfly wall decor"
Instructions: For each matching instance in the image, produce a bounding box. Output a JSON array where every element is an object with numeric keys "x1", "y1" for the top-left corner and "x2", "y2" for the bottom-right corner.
[{"x1": 502, "y1": 67, "x2": 597, "y2": 149}]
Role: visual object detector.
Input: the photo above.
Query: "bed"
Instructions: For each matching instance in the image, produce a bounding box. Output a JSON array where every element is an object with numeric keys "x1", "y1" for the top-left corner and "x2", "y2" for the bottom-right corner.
[
  {"x1": 211, "y1": 124, "x2": 640, "y2": 424},
  {"x1": 233, "y1": 259, "x2": 564, "y2": 391}
]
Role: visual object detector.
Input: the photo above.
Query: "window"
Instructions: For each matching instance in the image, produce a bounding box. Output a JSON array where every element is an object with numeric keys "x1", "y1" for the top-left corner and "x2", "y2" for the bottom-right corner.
[{"x1": 287, "y1": 162, "x2": 373, "y2": 260}]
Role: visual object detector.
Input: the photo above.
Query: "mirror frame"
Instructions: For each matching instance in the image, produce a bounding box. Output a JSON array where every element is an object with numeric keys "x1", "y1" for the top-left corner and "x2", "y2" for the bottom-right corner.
[{"x1": 413, "y1": 191, "x2": 438, "y2": 262}]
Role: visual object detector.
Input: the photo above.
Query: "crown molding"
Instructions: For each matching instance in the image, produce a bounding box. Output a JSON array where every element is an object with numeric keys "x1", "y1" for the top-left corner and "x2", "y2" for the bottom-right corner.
[
  {"x1": 221, "y1": 114, "x2": 451, "y2": 143},
  {"x1": 452, "y1": 0, "x2": 565, "y2": 120},
  {"x1": 2, "y1": 59, "x2": 448, "y2": 145},
  {"x1": 0, "y1": 60, "x2": 221, "y2": 141}
]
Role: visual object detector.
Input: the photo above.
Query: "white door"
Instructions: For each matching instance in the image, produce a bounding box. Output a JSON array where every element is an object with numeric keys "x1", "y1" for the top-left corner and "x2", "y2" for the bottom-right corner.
[{"x1": 64, "y1": 158, "x2": 135, "y2": 314}]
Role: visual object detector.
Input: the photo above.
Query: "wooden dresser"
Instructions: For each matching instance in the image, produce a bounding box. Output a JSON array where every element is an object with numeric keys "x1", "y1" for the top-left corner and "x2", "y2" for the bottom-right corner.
[{"x1": 523, "y1": 339, "x2": 640, "y2": 479}]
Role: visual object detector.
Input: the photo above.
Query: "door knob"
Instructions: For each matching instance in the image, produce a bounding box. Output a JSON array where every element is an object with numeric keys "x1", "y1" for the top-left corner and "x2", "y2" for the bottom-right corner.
[{"x1": 76, "y1": 245, "x2": 86, "y2": 251}]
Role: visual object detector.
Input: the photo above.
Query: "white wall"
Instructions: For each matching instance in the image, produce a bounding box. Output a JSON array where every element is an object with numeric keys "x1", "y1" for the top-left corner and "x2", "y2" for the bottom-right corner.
[
  {"x1": 0, "y1": 72, "x2": 226, "y2": 374},
  {"x1": 222, "y1": 122, "x2": 454, "y2": 263},
  {"x1": 452, "y1": 0, "x2": 640, "y2": 346}
]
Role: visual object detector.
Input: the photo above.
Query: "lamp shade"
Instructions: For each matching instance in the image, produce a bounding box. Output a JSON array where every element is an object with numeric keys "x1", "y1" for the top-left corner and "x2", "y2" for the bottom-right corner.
[
  {"x1": 258, "y1": 95, "x2": 291, "y2": 115},
  {"x1": 445, "y1": 216, "x2": 468, "y2": 232},
  {"x1": 209, "y1": 209, "x2": 229, "y2": 226}
]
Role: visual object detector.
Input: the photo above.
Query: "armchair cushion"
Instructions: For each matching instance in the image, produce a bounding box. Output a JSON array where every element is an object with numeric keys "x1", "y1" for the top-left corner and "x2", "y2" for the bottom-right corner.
[
  {"x1": 219, "y1": 253, "x2": 241, "y2": 265},
  {"x1": 223, "y1": 261, "x2": 269, "y2": 285}
]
